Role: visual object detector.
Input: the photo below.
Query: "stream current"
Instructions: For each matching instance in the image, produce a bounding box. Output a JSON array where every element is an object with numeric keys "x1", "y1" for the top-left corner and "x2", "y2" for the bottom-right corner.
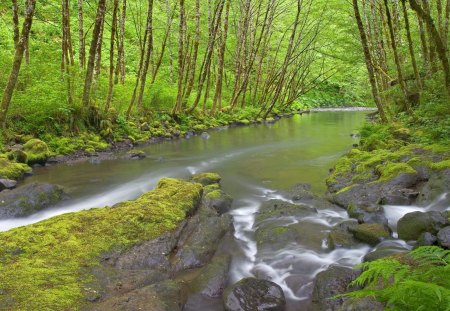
[{"x1": 1, "y1": 111, "x2": 412, "y2": 310}]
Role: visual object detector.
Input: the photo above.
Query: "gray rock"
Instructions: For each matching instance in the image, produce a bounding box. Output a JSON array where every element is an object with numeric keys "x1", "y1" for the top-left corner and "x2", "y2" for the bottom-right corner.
[
  {"x1": 311, "y1": 265, "x2": 360, "y2": 311},
  {"x1": 256, "y1": 199, "x2": 317, "y2": 223},
  {"x1": 202, "y1": 189, "x2": 233, "y2": 215},
  {"x1": 223, "y1": 278, "x2": 286, "y2": 311},
  {"x1": 415, "y1": 232, "x2": 438, "y2": 247},
  {"x1": 327, "y1": 220, "x2": 360, "y2": 250},
  {"x1": 173, "y1": 207, "x2": 232, "y2": 272},
  {"x1": 347, "y1": 203, "x2": 388, "y2": 226},
  {"x1": 397, "y1": 211, "x2": 448, "y2": 241},
  {"x1": 417, "y1": 169, "x2": 450, "y2": 206},
  {"x1": 189, "y1": 254, "x2": 231, "y2": 298},
  {"x1": 0, "y1": 179, "x2": 17, "y2": 191},
  {"x1": 437, "y1": 226, "x2": 450, "y2": 249},
  {"x1": 338, "y1": 297, "x2": 384, "y2": 311},
  {"x1": 364, "y1": 240, "x2": 410, "y2": 262},
  {"x1": 89, "y1": 280, "x2": 187, "y2": 311},
  {"x1": 348, "y1": 223, "x2": 391, "y2": 246},
  {"x1": 0, "y1": 182, "x2": 68, "y2": 219}
]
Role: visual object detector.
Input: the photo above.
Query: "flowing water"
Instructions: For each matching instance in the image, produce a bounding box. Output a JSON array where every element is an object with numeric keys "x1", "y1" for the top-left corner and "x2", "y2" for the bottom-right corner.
[{"x1": 1, "y1": 111, "x2": 379, "y2": 310}]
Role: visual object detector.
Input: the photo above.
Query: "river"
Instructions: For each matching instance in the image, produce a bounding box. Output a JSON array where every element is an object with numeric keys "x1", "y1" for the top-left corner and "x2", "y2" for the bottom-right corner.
[{"x1": 1, "y1": 111, "x2": 373, "y2": 310}]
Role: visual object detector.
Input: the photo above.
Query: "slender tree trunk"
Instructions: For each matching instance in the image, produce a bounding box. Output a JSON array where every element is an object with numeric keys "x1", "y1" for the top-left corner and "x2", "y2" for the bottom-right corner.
[
  {"x1": 105, "y1": 0, "x2": 119, "y2": 112},
  {"x1": 78, "y1": 0, "x2": 85, "y2": 69},
  {"x1": 352, "y1": 0, "x2": 388, "y2": 122},
  {"x1": 152, "y1": 0, "x2": 176, "y2": 83},
  {"x1": 115, "y1": 0, "x2": 127, "y2": 84},
  {"x1": 409, "y1": 0, "x2": 450, "y2": 97},
  {"x1": 0, "y1": 0, "x2": 37, "y2": 128},
  {"x1": 94, "y1": 15, "x2": 105, "y2": 79},
  {"x1": 188, "y1": 0, "x2": 225, "y2": 112},
  {"x1": 24, "y1": 0, "x2": 30, "y2": 65},
  {"x1": 212, "y1": 0, "x2": 230, "y2": 113},
  {"x1": 172, "y1": 0, "x2": 186, "y2": 114},
  {"x1": 127, "y1": 0, "x2": 151, "y2": 117},
  {"x1": 136, "y1": 0, "x2": 154, "y2": 108},
  {"x1": 402, "y1": 0, "x2": 422, "y2": 92},
  {"x1": 81, "y1": 0, "x2": 107, "y2": 107},
  {"x1": 384, "y1": 0, "x2": 412, "y2": 112},
  {"x1": 184, "y1": 0, "x2": 201, "y2": 99},
  {"x1": 12, "y1": 0, "x2": 19, "y2": 49}
]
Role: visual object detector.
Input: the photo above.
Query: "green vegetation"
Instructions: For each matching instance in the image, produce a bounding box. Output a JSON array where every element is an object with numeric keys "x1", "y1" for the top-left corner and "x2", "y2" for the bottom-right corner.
[
  {"x1": 0, "y1": 157, "x2": 30, "y2": 179},
  {"x1": 0, "y1": 178, "x2": 202, "y2": 310},
  {"x1": 347, "y1": 246, "x2": 450, "y2": 310}
]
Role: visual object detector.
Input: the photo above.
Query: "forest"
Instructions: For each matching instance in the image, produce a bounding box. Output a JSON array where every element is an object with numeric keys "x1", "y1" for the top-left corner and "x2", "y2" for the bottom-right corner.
[{"x1": 0, "y1": 0, "x2": 449, "y2": 310}]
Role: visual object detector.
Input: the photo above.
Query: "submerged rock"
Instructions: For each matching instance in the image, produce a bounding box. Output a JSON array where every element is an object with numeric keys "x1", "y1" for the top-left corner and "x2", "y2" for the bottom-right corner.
[
  {"x1": 223, "y1": 278, "x2": 286, "y2": 311},
  {"x1": 0, "y1": 182, "x2": 68, "y2": 218}
]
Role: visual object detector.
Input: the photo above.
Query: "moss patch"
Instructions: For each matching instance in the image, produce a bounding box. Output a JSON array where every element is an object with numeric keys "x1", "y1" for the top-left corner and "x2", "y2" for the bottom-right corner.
[
  {"x1": 191, "y1": 172, "x2": 221, "y2": 186},
  {"x1": 0, "y1": 158, "x2": 30, "y2": 180},
  {"x1": 23, "y1": 139, "x2": 51, "y2": 165},
  {"x1": 0, "y1": 178, "x2": 202, "y2": 310},
  {"x1": 376, "y1": 162, "x2": 417, "y2": 182}
]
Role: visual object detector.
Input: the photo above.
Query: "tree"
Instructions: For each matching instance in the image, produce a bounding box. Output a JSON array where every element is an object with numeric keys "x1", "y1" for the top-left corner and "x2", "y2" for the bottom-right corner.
[
  {"x1": 81, "y1": 0, "x2": 107, "y2": 107},
  {"x1": 0, "y1": 0, "x2": 37, "y2": 128}
]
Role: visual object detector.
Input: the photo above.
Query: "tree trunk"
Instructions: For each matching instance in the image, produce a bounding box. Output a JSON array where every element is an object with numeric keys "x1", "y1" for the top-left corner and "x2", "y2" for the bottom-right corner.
[
  {"x1": 172, "y1": 0, "x2": 186, "y2": 114},
  {"x1": 402, "y1": 0, "x2": 422, "y2": 92},
  {"x1": 81, "y1": 0, "x2": 106, "y2": 107},
  {"x1": 0, "y1": 0, "x2": 37, "y2": 128},
  {"x1": 136, "y1": 0, "x2": 154, "y2": 108},
  {"x1": 94, "y1": 15, "x2": 105, "y2": 79},
  {"x1": 77, "y1": 0, "x2": 85, "y2": 69},
  {"x1": 212, "y1": 0, "x2": 230, "y2": 113},
  {"x1": 384, "y1": 0, "x2": 412, "y2": 112},
  {"x1": 105, "y1": 0, "x2": 119, "y2": 112},
  {"x1": 115, "y1": 0, "x2": 127, "y2": 84},
  {"x1": 409, "y1": 0, "x2": 450, "y2": 97},
  {"x1": 183, "y1": 0, "x2": 201, "y2": 99},
  {"x1": 12, "y1": 0, "x2": 19, "y2": 49},
  {"x1": 352, "y1": 0, "x2": 388, "y2": 122}
]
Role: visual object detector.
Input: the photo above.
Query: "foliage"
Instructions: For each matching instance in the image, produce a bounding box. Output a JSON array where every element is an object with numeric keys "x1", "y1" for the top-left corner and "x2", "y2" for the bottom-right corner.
[{"x1": 346, "y1": 246, "x2": 450, "y2": 311}]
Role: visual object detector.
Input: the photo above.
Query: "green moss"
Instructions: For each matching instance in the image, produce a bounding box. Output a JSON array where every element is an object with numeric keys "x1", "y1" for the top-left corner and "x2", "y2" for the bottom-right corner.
[
  {"x1": 192, "y1": 124, "x2": 208, "y2": 132},
  {"x1": 191, "y1": 172, "x2": 221, "y2": 186},
  {"x1": 431, "y1": 159, "x2": 450, "y2": 171},
  {"x1": 23, "y1": 139, "x2": 51, "y2": 165},
  {"x1": 376, "y1": 162, "x2": 416, "y2": 182},
  {"x1": 0, "y1": 178, "x2": 203, "y2": 310},
  {"x1": 326, "y1": 156, "x2": 353, "y2": 185},
  {"x1": 205, "y1": 190, "x2": 222, "y2": 200},
  {"x1": 203, "y1": 183, "x2": 220, "y2": 194},
  {"x1": 0, "y1": 158, "x2": 30, "y2": 180}
]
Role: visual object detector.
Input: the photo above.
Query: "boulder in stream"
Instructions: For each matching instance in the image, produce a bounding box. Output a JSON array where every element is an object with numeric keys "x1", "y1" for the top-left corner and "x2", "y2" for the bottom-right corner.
[
  {"x1": 397, "y1": 211, "x2": 448, "y2": 241},
  {"x1": 0, "y1": 179, "x2": 17, "y2": 191},
  {"x1": 437, "y1": 226, "x2": 450, "y2": 249},
  {"x1": 310, "y1": 265, "x2": 360, "y2": 311},
  {"x1": 0, "y1": 182, "x2": 68, "y2": 218},
  {"x1": 348, "y1": 223, "x2": 391, "y2": 246},
  {"x1": 223, "y1": 278, "x2": 286, "y2": 311}
]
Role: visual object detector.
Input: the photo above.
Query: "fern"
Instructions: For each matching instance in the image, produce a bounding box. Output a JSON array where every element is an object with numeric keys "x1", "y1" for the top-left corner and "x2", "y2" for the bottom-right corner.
[{"x1": 346, "y1": 246, "x2": 450, "y2": 311}]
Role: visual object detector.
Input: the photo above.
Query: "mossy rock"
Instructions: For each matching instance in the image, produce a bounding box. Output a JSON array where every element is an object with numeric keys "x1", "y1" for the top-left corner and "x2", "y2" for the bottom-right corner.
[
  {"x1": 376, "y1": 162, "x2": 416, "y2": 182},
  {"x1": 192, "y1": 124, "x2": 208, "y2": 132},
  {"x1": 7, "y1": 150, "x2": 28, "y2": 164},
  {"x1": 0, "y1": 178, "x2": 202, "y2": 310},
  {"x1": 348, "y1": 223, "x2": 391, "y2": 246},
  {"x1": 0, "y1": 158, "x2": 30, "y2": 180},
  {"x1": 23, "y1": 139, "x2": 50, "y2": 165},
  {"x1": 192, "y1": 172, "x2": 221, "y2": 186}
]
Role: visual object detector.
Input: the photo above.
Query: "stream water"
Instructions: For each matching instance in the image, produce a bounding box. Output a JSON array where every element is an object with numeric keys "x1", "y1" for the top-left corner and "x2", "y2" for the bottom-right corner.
[{"x1": 2, "y1": 111, "x2": 384, "y2": 310}]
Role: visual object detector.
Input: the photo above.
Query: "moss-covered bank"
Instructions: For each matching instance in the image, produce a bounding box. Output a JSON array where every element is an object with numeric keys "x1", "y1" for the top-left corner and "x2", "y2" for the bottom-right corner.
[{"x1": 0, "y1": 178, "x2": 203, "y2": 310}]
